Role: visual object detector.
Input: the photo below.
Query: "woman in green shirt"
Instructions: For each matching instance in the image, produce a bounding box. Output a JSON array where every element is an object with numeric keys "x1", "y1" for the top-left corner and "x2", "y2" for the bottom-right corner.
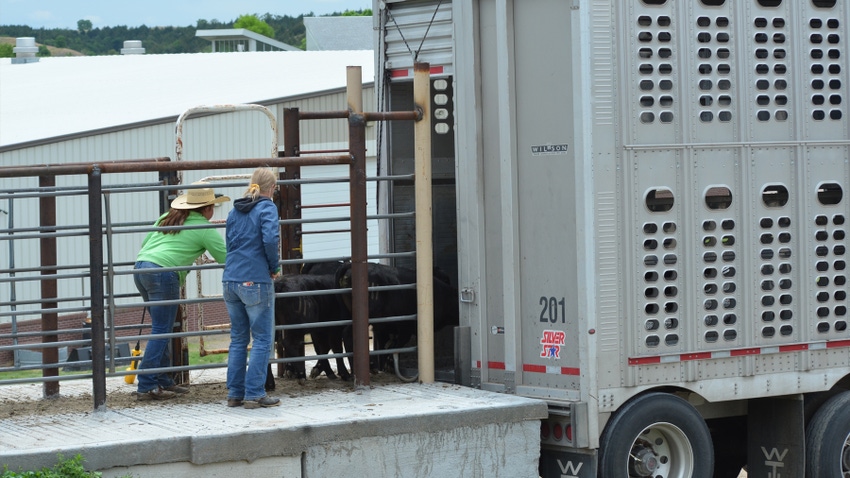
[{"x1": 133, "y1": 185, "x2": 229, "y2": 401}]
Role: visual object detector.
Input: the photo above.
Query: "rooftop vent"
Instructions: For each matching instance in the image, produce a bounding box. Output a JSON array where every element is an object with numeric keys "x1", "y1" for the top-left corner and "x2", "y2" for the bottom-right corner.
[
  {"x1": 12, "y1": 37, "x2": 39, "y2": 64},
  {"x1": 120, "y1": 40, "x2": 145, "y2": 55}
]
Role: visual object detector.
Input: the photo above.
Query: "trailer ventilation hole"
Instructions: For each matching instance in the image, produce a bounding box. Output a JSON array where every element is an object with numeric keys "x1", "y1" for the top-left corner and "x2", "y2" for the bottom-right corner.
[
  {"x1": 646, "y1": 188, "x2": 675, "y2": 211},
  {"x1": 762, "y1": 184, "x2": 789, "y2": 207},
  {"x1": 835, "y1": 321, "x2": 847, "y2": 331},
  {"x1": 763, "y1": 311, "x2": 775, "y2": 322},
  {"x1": 646, "y1": 335, "x2": 660, "y2": 347},
  {"x1": 723, "y1": 329, "x2": 737, "y2": 341},
  {"x1": 645, "y1": 319, "x2": 660, "y2": 331},
  {"x1": 762, "y1": 326, "x2": 776, "y2": 337},
  {"x1": 705, "y1": 315, "x2": 718, "y2": 326},
  {"x1": 705, "y1": 331, "x2": 719, "y2": 342},
  {"x1": 664, "y1": 334, "x2": 678, "y2": 345},
  {"x1": 817, "y1": 183, "x2": 843, "y2": 205},
  {"x1": 706, "y1": 187, "x2": 732, "y2": 209}
]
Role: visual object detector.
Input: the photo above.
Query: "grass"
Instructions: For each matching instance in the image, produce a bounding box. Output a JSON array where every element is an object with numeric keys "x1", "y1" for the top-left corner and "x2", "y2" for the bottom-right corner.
[
  {"x1": 1, "y1": 453, "x2": 132, "y2": 477},
  {"x1": 0, "y1": 338, "x2": 228, "y2": 381}
]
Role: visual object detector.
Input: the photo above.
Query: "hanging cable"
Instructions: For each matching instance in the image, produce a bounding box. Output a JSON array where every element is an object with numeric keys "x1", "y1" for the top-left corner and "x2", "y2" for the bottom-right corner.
[{"x1": 415, "y1": 0, "x2": 444, "y2": 62}]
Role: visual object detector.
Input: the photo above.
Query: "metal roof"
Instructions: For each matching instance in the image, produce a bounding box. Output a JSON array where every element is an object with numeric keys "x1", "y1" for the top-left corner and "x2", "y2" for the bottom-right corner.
[{"x1": 0, "y1": 50, "x2": 375, "y2": 149}]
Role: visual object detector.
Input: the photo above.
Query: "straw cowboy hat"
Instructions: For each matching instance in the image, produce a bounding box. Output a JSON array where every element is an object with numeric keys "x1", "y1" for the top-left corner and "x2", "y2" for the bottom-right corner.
[{"x1": 171, "y1": 184, "x2": 230, "y2": 210}]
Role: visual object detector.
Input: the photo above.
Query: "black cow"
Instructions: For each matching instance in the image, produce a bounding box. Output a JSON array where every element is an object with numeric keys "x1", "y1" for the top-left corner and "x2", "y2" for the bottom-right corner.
[
  {"x1": 274, "y1": 273, "x2": 352, "y2": 382},
  {"x1": 300, "y1": 260, "x2": 353, "y2": 380},
  {"x1": 336, "y1": 262, "x2": 459, "y2": 373}
]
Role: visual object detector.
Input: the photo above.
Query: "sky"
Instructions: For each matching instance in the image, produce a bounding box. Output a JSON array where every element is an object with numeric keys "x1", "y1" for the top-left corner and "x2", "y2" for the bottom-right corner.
[{"x1": 0, "y1": 0, "x2": 374, "y2": 29}]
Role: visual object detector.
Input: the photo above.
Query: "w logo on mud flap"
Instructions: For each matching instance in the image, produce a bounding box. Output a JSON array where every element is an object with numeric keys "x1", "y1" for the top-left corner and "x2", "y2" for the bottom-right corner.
[
  {"x1": 557, "y1": 459, "x2": 583, "y2": 478},
  {"x1": 761, "y1": 447, "x2": 788, "y2": 478}
]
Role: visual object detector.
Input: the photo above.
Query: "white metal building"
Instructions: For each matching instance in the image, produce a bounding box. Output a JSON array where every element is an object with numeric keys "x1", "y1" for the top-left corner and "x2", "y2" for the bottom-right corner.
[{"x1": 0, "y1": 50, "x2": 378, "y2": 320}]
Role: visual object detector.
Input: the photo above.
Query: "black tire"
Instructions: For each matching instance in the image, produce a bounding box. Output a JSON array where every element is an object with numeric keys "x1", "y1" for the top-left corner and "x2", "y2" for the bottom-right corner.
[
  {"x1": 598, "y1": 392, "x2": 714, "y2": 478},
  {"x1": 805, "y1": 390, "x2": 850, "y2": 478}
]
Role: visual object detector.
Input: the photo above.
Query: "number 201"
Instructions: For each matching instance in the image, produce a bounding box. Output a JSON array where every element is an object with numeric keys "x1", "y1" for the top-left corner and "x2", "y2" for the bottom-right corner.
[{"x1": 539, "y1": 296, "x2": 566, "y2": 323}]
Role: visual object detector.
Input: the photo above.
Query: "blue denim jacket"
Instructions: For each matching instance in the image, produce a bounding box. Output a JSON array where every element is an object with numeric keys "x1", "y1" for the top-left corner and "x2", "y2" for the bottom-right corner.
[{"x1": 223, "y1": 196, "x2": 279, "y2": 284}]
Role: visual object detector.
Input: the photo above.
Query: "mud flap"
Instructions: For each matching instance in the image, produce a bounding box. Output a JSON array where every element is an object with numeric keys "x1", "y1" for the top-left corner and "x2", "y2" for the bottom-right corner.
[
  {"x1": 539, "y1": 447, "x2": 596, "y2": 478},
  {"x1": 747, "y1": 395, "x2": 805, "y2": 477}
]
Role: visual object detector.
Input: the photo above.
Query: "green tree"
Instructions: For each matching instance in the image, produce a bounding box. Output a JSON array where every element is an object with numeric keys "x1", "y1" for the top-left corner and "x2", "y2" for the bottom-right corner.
[
  {"x1": 0, "y1": 43, "x2": 13, "y2": 58},
  {"x1": 37, "y1": 44, "x2": 51, "y2": 56},
  {"x1": 54, "y1": 35, "x2": 66, "y2": 48},
  {"x1": 234, "y1": 14, "x2": 274, "y2": 38},
  {"x1": 77, "y1": 19, "x2": 92, "y2": 34},
  {"x1": 341, "y1": 9, "x2": 373, "y2": 16}
]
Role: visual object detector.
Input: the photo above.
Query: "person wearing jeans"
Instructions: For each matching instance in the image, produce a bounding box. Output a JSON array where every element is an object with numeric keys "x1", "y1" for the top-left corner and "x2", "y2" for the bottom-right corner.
[
  {"x1": 223, "y1": 168, "x2": 281, "y2": 409},
  {"x1": 134, "y1": 184, "x2": 229, "y2": 401}
]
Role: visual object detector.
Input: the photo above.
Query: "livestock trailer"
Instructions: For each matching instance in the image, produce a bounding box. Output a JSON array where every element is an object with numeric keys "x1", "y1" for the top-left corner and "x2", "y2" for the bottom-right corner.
[{"x1": 375, "y1": 0, "x2": 850, "y2": 476}]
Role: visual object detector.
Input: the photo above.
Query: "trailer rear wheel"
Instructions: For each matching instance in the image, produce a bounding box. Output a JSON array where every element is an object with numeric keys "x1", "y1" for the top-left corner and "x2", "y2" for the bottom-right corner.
[
  {"x1": 805, "y1": 390, "x2": 850, "y2": 478},
  {"x1": 598, "y1": 392, "x2": 713, "y2": 478}
]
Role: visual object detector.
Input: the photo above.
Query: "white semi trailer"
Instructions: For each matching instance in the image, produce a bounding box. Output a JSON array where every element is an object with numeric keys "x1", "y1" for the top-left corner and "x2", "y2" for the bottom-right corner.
[{"x1": 373, "y1": 0, "x2": 850, "y2": 476}]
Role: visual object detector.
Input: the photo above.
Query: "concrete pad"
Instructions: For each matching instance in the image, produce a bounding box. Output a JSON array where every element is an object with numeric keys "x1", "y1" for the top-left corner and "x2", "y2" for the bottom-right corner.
[{"x1": 0, "y1": 383, "x2": 548, "y2": 477}]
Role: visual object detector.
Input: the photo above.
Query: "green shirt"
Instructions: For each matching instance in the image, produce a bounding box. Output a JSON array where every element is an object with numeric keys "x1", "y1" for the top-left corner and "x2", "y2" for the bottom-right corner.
[{"x1": 136, "y1": 211, "x2": 227, "y2": 284}]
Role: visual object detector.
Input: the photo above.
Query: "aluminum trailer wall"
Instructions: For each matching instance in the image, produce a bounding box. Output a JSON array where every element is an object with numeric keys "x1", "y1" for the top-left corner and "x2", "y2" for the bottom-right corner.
[{"x1": 378, "y1": 0, "x2": 850, "y2": 475}]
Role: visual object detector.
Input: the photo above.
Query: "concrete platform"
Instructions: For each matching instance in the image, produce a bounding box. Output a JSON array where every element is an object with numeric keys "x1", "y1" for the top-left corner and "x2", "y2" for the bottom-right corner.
[{"x1": 0, "y1": 373, "x2": 548, "y2": 478}]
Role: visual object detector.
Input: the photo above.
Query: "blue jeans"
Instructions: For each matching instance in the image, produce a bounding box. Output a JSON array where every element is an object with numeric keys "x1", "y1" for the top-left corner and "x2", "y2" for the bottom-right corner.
[
  {"x1": 224, "y1": 281, "x2": 274, "y2": 401},
  {"x1": 134, "y1": 261, "x2": 178, "y2": 393}
]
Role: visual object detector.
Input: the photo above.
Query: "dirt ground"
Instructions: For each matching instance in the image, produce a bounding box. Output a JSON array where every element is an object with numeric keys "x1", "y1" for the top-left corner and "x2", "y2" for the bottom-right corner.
[
  {"x1": 0, "y1": 332, "x2": 408, "y2": 419},
  {"x1": 0, "y1": 366, "x2": 404, "y2": 419}
]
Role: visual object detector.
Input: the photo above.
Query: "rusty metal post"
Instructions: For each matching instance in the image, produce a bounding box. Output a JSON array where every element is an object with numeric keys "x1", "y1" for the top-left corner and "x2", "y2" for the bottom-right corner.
[
  {"x1": 347, "y1": 66, "x2": 370, "y2": 387},
  {"x1": 173, "y1": 307, "x2": 189, "y2": 384},
  {"x1": 414, "y1": 62, "x2": 435, "y2": 383},
  {"x1": 87, "y1": 167, "x2": 107, "y2": 408},
  {"x1": 39, "y1": 175, "x2": 59, "y2": 398},
  {"x1": 281, "y1": 108, "x2": 303, "y2": 275},
  {"x1": 276, "y1": 108, "x2": 304, "y2": 378},
  {"x1": 159, "y1": 168, "x2": 178, "y2": 213}
]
